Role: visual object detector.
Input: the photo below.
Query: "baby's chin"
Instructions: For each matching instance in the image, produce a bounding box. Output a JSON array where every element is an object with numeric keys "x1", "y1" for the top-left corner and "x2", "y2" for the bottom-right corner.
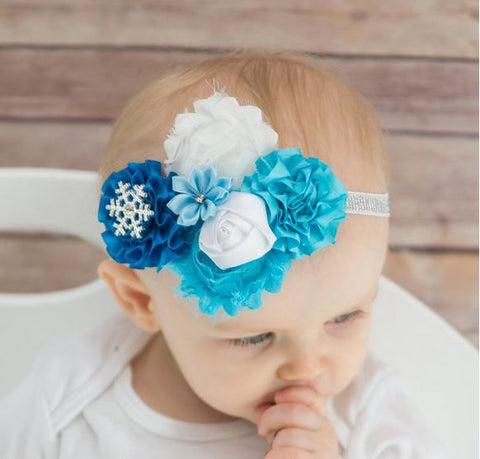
[{"x1": 241, "y1": 411, "x2": 262, "y2": 425}]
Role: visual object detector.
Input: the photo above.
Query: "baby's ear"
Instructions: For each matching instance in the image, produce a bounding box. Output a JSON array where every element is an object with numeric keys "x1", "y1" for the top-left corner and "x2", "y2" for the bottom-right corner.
[{"x1": 97, "y1": 259, "x2": 160, "y2": 333}]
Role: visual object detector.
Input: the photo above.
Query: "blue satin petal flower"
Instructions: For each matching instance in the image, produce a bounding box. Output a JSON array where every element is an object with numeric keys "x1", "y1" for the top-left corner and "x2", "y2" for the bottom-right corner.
[
  {"x1": 98, "y1": 160, "x2": 191, "y2": 271},
  {"x1": 166, "y1": 165, "x2": 234, "y2": 227},
  {"x1": 241, "y1": 148, "x2": 348, "y2": 259}
]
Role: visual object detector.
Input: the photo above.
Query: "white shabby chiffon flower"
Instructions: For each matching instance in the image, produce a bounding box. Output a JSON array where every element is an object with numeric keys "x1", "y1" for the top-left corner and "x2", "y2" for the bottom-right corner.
[{"x1": 163, "y1": 90, "x2": 279, "y2": 189}]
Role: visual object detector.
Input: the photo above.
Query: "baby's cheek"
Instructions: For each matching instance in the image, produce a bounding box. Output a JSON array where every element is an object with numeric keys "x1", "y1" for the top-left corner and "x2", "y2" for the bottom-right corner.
[
  {"x1": 327, "y1": 348, "x2": 368, "y2": 395},
  {"x1": 200, "y1": 373, "x2": 259, "y2": 420},
  {"x1": 196, "y1": 345, "x2": 275, "y2": 420}
]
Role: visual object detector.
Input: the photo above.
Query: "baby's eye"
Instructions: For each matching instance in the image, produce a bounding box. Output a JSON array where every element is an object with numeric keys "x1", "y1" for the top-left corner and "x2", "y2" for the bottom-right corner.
[
  {"x1": 328, "y1": 310, "x2": 362, "y2": 325},
  {"x1": 227, "y1": 311, "x2": 364, "y2": 348},
  {"x1": 229, "y1": 332, "x2": 274, "y2": 348}
]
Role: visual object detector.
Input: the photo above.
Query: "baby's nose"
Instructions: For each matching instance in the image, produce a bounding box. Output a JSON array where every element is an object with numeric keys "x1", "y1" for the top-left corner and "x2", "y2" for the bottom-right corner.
[{"x1": 276, "y1": 349, "x2": 326, "y2": 383}]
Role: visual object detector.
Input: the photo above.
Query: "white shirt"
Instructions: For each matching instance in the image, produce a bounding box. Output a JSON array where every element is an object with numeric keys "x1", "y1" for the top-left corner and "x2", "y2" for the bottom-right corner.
[{"x1": 0, "y1": 311, "x2": 448, "y2": 458}]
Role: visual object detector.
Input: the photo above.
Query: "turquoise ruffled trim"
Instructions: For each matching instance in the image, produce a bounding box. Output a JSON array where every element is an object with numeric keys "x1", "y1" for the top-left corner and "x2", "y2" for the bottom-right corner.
[{"x1": 165, "y1": 231, "x2": 293, "y2": 317}]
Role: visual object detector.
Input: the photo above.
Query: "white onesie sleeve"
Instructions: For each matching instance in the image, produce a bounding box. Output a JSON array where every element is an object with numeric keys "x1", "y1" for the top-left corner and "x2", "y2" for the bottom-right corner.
[
  {"x1": 343, "y1": 368, "x2": 449, "y2": 458},
  {"x1": 0, "y1": 369, "x2": 56, "y2": 458}
]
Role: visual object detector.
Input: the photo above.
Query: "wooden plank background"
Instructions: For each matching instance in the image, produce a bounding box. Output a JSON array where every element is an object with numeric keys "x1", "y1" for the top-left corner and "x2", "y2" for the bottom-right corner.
[{"x1": 0, "y1": 1, "x2": 478, "y2": 347}]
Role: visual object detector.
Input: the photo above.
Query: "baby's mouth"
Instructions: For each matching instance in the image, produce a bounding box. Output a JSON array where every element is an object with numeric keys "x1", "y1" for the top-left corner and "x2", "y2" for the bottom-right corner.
[
  {"x1": 254, "y1": 392, "x2": 277, "y2": 416},
  {"x1": 256, "y1": 389, "x2": 280, "y2": 410}
]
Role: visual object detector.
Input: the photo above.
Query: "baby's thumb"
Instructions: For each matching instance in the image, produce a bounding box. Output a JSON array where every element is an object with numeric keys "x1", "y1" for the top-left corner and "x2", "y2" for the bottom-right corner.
[
  {"x1": 255, "y1": 401, "x2": 274, "y2": 424},
  {"x1": 256, "y1": 402, "x2": 277, "y2": 447}
]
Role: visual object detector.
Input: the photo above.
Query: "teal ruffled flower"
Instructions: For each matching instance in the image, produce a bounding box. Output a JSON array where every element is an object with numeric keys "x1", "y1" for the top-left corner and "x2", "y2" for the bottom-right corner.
[
  {"x1": 166, "y1": 166, "x2": 233, "y2": 226},
  {"x1": 241, "y1": 148, "x2": 348, "y2": 259},
  {"x1": 166, "y1": 231, "x2": 292, "y2": 317}
]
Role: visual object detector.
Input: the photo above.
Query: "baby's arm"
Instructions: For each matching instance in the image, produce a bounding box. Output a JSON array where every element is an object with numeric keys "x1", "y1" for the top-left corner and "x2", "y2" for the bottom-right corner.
[{"x1": 344, "y1": 370, "x2": 449, "y2": 459}]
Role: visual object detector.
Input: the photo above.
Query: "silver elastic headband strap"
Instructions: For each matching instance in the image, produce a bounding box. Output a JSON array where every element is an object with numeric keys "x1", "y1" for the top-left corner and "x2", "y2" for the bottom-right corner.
[{"x1": 346, "y1": 191, "x2": 390, "y2": 217}]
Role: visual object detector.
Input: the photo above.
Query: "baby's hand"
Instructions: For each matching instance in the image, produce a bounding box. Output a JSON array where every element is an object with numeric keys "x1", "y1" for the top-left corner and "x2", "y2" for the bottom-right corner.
[{"x1": 256, "y1": 386, "x2": 339, "y2": 459}]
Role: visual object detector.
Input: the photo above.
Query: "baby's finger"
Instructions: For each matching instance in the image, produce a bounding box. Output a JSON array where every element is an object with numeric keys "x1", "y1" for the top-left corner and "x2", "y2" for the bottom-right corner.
[
  {"x1": 256, "y1": 402, "x2": 275, "y2": 424},
  {"x1": 264, "y1": 446, "x2": 311, "y2": 459},
  {"x1": 270, "y1": 427, "x2": 318, "y2": 453},
  {"x1": 275, "y1": 386, "x2": 326, "y2": 417},
  {"x1": 258, "y1": 402, "x2": 324, "y2": 437},
  {"x1": 256, "y1": 402, "x2": 276, "y2": 444}
]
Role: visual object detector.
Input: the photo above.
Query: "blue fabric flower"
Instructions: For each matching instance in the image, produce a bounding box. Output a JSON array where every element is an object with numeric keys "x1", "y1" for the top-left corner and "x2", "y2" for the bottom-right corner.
[
  {"x1": 241, "y1": 148, "x2": 348, "y2": 259},
  {"x1": 166, "y1": 231, "x2": 292, "y2": 317},
  {"x1": 166, "y1": 166, "x2": 233, "y2": 226},
  {"x1": 98, "y1": 160, "x2": 192, "y2": 271}
]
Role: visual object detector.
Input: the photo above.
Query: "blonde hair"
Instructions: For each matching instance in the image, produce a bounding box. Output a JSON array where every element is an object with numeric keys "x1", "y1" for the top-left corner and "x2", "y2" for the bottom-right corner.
[{"x1": 98, "y1": 47, "x2": 390, "y2": 193}]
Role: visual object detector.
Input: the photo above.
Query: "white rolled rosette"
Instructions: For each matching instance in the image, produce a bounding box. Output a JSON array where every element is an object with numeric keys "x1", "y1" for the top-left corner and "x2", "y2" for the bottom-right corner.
[
  {"x1": 199, "y1": 192, "x2": 277, "y2": 270},
  {"x1": 163, "y1": 90, "x2": 278, "y2": 189}
]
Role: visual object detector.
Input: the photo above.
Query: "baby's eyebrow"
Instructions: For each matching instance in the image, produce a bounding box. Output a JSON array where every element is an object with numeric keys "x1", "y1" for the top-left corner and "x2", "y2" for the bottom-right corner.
[{"x1": 213, "y1": 286, "x2": 379, "y2": 334}]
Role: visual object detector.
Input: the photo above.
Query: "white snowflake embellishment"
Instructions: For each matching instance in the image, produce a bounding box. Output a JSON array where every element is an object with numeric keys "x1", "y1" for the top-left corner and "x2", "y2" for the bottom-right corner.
[{"x1": 105, "y1": 181, "x2": 155, "y2": 239}]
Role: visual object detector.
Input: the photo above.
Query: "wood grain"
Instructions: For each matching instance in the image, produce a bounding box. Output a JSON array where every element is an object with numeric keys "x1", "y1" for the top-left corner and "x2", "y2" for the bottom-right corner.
[
  {"x1": 0, "y1": 49, "x2": 477, "y2": 134},
  {"x1": 0, "y1": 1, "x2": 477, "y2": 58},
  {"x1": 384, "y1": 249, "x2": 478, "y2": 348},
  {"x1": 0, "y1": 233, "x2": 106, "y2": 293},
  {"x1": 386, "y1": 134, "x2": 478, "y2": 250}
]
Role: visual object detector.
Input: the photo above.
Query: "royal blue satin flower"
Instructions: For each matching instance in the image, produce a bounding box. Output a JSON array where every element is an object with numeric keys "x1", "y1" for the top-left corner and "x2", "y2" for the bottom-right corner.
[
  {"x1": 166, "y1": 166, "x2": 233, "y2": 226},
  {"x1": 98, "y1": 160, "x2": 192, "y2": 271},
  {"x1": 166, "y1": 231, "x2": 292, "y2": 317},
  {"x1": 241, "y1": 148, "x2": 348, "y2": 259}
]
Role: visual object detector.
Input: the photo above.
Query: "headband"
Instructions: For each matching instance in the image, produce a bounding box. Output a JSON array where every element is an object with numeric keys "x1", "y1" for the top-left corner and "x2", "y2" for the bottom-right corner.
[{"x1": 98, "y1": 90, "x2": 389, "y2": 318}]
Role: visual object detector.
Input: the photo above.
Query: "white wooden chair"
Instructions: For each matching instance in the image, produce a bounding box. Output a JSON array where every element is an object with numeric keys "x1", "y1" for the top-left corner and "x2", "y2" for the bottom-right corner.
[{"x1": 0, "y1": 167, "x2": 478, "y2": 458}]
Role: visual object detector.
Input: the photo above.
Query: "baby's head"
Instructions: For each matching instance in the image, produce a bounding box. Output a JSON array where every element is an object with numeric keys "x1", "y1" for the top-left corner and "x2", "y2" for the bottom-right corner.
[{"x1": 97, "y1": 48, "x2": 390, "y2": 424}]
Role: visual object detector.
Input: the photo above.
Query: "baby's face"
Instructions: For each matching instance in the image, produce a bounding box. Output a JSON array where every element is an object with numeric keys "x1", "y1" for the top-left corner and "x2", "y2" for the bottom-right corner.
[{"x1": 141, "y1": 215, "x2": 388, "y2": 424}]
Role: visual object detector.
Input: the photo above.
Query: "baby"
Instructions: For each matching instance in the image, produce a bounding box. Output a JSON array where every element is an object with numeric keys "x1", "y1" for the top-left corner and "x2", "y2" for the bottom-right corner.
[{"x1": 0, "y1": 48, "x2": 447, "y2": 459}]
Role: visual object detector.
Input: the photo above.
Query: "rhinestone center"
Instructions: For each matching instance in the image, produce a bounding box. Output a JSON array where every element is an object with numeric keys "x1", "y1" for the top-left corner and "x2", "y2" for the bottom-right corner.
[
  {"x1": 124, "y1": 201, "x2": 136, "y2": 217},
  {"x1": 195, "y1": 193, "x2": 206, "y2": 204}
]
